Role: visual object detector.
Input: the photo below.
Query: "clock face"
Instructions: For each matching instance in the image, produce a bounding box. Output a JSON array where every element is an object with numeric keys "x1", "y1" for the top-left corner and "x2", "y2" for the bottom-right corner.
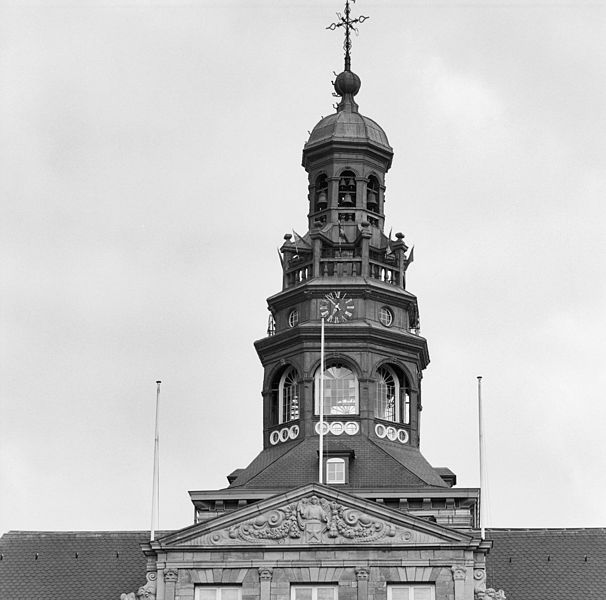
[{"x1": 319, "y1": 291, "x2": 355, "y2": 324}]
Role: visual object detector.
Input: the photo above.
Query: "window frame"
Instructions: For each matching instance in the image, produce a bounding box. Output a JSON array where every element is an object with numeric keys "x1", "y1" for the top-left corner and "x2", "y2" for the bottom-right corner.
[
  {"x1": 326, "y1": 457, "x2": 346, "y2": 484},
  {"x1": 387, "y1": 585, "x2": 435, "y2": 600},
  {"x1": 375, "y1": 364, "x2": 411, "y2": 425},
  {"x1": 195, "y1": 587, "x2": 242, "y2": 600},
  {"x1": 279, "y1": 367, "x2": 299, "y2": 424},
  {"x1": 291, "y1": 585, "x2": 338, "y2": 600},
  {"x1": 314, "y1": 362, "x2": 359, "y2": 416}
]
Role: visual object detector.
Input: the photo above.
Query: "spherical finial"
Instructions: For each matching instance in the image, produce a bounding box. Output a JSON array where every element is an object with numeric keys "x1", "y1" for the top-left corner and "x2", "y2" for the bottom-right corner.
[{"x1": 334, "y1": 70, "x2": 361, "y2": 97}]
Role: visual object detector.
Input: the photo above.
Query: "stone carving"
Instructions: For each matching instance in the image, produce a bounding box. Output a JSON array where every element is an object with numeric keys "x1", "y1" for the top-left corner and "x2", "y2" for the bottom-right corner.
[
  {"x1": 209, "y1": 495, "x2": 397, "y2": 545},
  {"x1": 473, "y1": 569, "x2": 486, "y2": 599},
  {"x1": 120, "y1": 572, "x2": 157, "y2": 600},
  {"x1": 451, "y1": 566, "x2": 466, "y2": 581},
  {"x1": 355, "y1": 568, "x2": 369, "y2": 580},
  {"x1": 475, "y1": 588, "x2": 506, "y2": 600},
  {"x1": 164, "y1": 569, "x2": 178, "y2": 583},
  {"x1": 258, "y1": 567, "x2": 273, "y2": 581}
]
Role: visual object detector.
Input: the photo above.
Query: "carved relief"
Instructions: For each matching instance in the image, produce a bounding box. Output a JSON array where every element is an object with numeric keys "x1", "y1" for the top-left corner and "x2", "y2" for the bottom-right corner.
[
  {"x1": 258, "y1": 567, "x2": 273, "y2": 581},
  {"x1": 473, "y1": 568, "x2": 486, "y2": 599},
  {"x1": 451, "y1": 566, "x2": 466, "y2": 581},
  {"x1": 164, "y1": 569, "x2": 178, "y2": 584},
  {"x1": 120, "y1": 572, "x2": 157, "y2": 600},
  {"x1": 476, "y1": 590, "x2": 506, "y2": 600},
  {"x1": 204, "y1": 495, "x2": 400, "y2": 545},
  {"x1": 355, "y1": 568, "x2": 369, "y2": 580}
]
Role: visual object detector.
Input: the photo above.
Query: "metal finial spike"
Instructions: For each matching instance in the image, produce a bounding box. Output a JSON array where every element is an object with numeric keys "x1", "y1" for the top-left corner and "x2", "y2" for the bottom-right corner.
[{"x1": 327, "y1": 0, "x2": 369, "y2": 72}]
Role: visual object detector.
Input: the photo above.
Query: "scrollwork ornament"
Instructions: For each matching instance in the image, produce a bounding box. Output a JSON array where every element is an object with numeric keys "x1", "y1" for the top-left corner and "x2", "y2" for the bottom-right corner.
[
  {"x1": 222, "y1": 494, "x2": 397, "y2": 545},
  {"x1": 120, "y1": 572, "x2": 157, "y2": 600},
  {"x1": 355, "y1": 568, "x2": 369, "y2": 581},
  {"x1": 451, "y1": 566, "x2": 466, "y2": 581}
]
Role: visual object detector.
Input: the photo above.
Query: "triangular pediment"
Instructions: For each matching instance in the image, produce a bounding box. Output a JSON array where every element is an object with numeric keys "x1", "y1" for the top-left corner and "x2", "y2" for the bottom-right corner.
[{"x1": 159, "y1": 484, "x2": 475, "y2": 549}]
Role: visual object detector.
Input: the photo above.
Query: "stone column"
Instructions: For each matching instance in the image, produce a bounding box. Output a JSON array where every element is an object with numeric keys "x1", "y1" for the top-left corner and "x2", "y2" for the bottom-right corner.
[
  {"x1": 451, "y1": 566, "x2": 466, "y2": 600},
  {"x1": 360, "y1": 222, "x2": 371, "y2": 277},
  {"x1": 259, "y1": 567, "x2": 273, "y2": 600},
  {"x1": 355, "y1": 568, "x2": 369, "y2": 600},
  {"x1": 164, "y1": 569, "x2": 178, "y2": 600}
]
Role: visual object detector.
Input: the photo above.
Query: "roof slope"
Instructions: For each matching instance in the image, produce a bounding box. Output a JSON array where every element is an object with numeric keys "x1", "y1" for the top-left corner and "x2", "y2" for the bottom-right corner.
[
  {"x1": 228, "y1": 436, "x2": 448, "y2": 489},
  {"x1": 485, "y1": 528, "x2": 606, "y2": 600},
  {"x1": 0, "y1": 530, "x2": 151, "y2": 600}
]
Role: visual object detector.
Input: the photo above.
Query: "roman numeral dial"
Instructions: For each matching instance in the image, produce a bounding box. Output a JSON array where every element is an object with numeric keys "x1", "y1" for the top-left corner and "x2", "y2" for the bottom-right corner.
[{"x1": 319, "y1": 291, "x2": 355, "y2": 324}]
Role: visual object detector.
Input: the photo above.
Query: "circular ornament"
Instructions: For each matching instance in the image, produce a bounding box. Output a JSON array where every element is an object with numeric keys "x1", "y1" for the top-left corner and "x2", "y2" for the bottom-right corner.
[
  {"x1": 315, "y1": 421, "x2": 330, "y2": 435},
  {"x1": 288, "y1": 309, "x2": 299, "y2": 328},
  {"x1": 269, "y1": 431, "x2": 280, "y2": 445},
  {"x1": 386, "y1": 426, "x2": 397, "y2": 441},
  {"x1": 397, "y1": 429, "x2": 409, "y2": 444},
  {"x1": 375, "y1": 423, "x2": 387, "y2": 438},
  {"x1": 330, "y1": 421, "x2": 344, "y2": 435},
  {"x1": 279, "y1": 428, "x2": 289, "y2": 442},
  {"x1": 379, "y1": 306, "x2": 394, "y2": 327},
  {"x1": 289, "y1": 425, "x2": 300, "y2": 439},
  {"x1": 345, "y1": 422, "x2": 359, "y2": 435}
]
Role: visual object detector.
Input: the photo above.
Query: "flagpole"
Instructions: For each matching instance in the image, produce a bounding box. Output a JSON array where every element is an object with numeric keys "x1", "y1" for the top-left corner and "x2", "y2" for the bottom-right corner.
[
  {"x1": 150, "y1": 380, "x2": 161, "y2": 541},
  {"x1": 319, "y1": 318, "x2": 325, "y2": 484},
  {"x1": 477, "y1": 375, "x2": 485, "y2": 539}
]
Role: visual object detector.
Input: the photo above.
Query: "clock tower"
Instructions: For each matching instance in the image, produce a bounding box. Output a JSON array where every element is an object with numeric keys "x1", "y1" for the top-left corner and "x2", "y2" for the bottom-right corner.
[
  {"x1": 142, "y1": 7, "x2": 494, "y2": 600},
  {"x1": 223, "y1": 23, "x2": 450, "y2": 495}
]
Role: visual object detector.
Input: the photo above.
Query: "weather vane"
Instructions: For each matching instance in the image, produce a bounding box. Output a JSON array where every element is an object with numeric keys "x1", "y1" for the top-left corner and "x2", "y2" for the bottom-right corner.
[{"x1": 327, "y1": 0, "x2": 369, "y2": 72}]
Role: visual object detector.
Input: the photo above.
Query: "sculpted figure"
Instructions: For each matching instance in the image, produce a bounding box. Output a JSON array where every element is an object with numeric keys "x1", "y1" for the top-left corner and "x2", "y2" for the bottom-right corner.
[
  {"x1": 298, "y1": 496, "x2": 328, "y2": 522},
  {"x1": 297, "y1": 496, "x2": 329, "y2": 542}
]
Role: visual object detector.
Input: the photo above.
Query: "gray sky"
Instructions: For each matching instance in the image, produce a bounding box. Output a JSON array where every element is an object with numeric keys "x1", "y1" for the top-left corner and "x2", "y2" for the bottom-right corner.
[{"x1": 1, "y1": 0, "x2": 605, "y2": 535}]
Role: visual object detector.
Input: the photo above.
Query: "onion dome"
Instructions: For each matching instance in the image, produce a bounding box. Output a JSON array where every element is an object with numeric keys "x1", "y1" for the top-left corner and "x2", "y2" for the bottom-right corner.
[{"x1": 304, "y1": 70, "x2": 392, "y2": 153}]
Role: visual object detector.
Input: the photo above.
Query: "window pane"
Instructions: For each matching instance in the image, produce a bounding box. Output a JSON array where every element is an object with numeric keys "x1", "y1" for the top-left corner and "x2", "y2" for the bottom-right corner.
[
  {"x1": 326, "y1": 459, "x2": 345, "y2": 483},
  {"x1": 198, "y1": 590, "x2": 217, "y2": 600},
  {"x1": 391, "y1": 589, "x2": 409, "y2": 600},
  {"x1": 376, "y1": 366, "x2": 398, "y2": 422},
  {"x1": 221, "y1": 590, "x2": 239, "y2": 600},
  {"x1": 294, "y1": 589, "x2": 313, "y2": 600},
  {"x1": 412, "y1": 588, "x2": 431, "y2": 600},
  {"x1": 316, "y1": 364, "x2": 358, "y2": 415},
  {"x1": 317, "y1": 589, "x2": 335, "y2": 600}
]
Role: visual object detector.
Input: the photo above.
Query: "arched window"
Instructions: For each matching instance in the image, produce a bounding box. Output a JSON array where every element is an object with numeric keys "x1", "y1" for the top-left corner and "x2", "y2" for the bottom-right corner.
[
  {"x1": 338, "y1": 171, "x2": 356, "y2": 207},
  {"x1": 326, "y1": 458, "x2": 346, "y2": 483},
  {"x1": 375, "y1": 365, "x2": 411, "y2": 424},
  {"x1": 314, "y1": 362, "x2": 359, "y2": 415},
  {"x1": 367, "y1": 175, "x2": 380, "y2": 213},
  {"x1": 315, "y1": 174, "x2": 328, "y2": 211},
  {"x1": 271, "y1": 366, "x2": 299, "y2": 424}
]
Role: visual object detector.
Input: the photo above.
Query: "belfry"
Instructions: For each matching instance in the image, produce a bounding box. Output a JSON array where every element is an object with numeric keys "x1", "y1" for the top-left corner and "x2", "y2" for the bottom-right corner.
[{"x1": 138, "y1": 3, "x2": 499, "y2": 600}]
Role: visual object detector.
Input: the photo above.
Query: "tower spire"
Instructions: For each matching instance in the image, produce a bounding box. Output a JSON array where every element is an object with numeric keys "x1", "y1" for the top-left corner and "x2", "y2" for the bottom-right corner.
[{"x1": 327, "y1": 0, "x2": 369, "y2": 72}]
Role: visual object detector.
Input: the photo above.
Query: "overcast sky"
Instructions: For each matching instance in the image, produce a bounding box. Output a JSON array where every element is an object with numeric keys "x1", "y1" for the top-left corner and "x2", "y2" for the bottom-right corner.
[{"x1": 1, "y1": 0, "x2": 605, "y2": 535}]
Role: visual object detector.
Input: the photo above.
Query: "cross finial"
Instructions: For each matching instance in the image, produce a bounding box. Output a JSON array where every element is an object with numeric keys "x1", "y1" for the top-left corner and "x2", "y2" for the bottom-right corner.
[{"x1": 327, "y1": 0, "x2": 369, "y2": 72}]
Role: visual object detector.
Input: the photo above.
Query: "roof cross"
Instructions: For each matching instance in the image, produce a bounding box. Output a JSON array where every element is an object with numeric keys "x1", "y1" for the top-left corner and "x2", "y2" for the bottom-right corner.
[{"x1": 327, "y1": 0, "x2": 369, "y2": 72}]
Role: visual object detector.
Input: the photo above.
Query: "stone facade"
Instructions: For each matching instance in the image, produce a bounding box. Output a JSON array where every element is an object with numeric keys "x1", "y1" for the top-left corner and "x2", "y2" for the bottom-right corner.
[{"x1": 141, "y1": 485, "x2": 492, "y2": 600}]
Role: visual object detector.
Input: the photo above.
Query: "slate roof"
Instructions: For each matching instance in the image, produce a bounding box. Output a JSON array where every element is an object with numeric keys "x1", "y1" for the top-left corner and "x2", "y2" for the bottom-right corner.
[
  {"x1": 305, "y1": 109, "x2": 392, "y2": 152},
  {"x1": 485, "y1": 528, "x2": 606, "y2": 600},
  {"x1": 2, "y1": 527, "x2": 606, "y2": 600},
  {"x1": 227, "y1": 435, "x2": 448, "y2": 489},
  {"x1": 0, "y1": 530, "x2": 151, "y2": 600}
]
